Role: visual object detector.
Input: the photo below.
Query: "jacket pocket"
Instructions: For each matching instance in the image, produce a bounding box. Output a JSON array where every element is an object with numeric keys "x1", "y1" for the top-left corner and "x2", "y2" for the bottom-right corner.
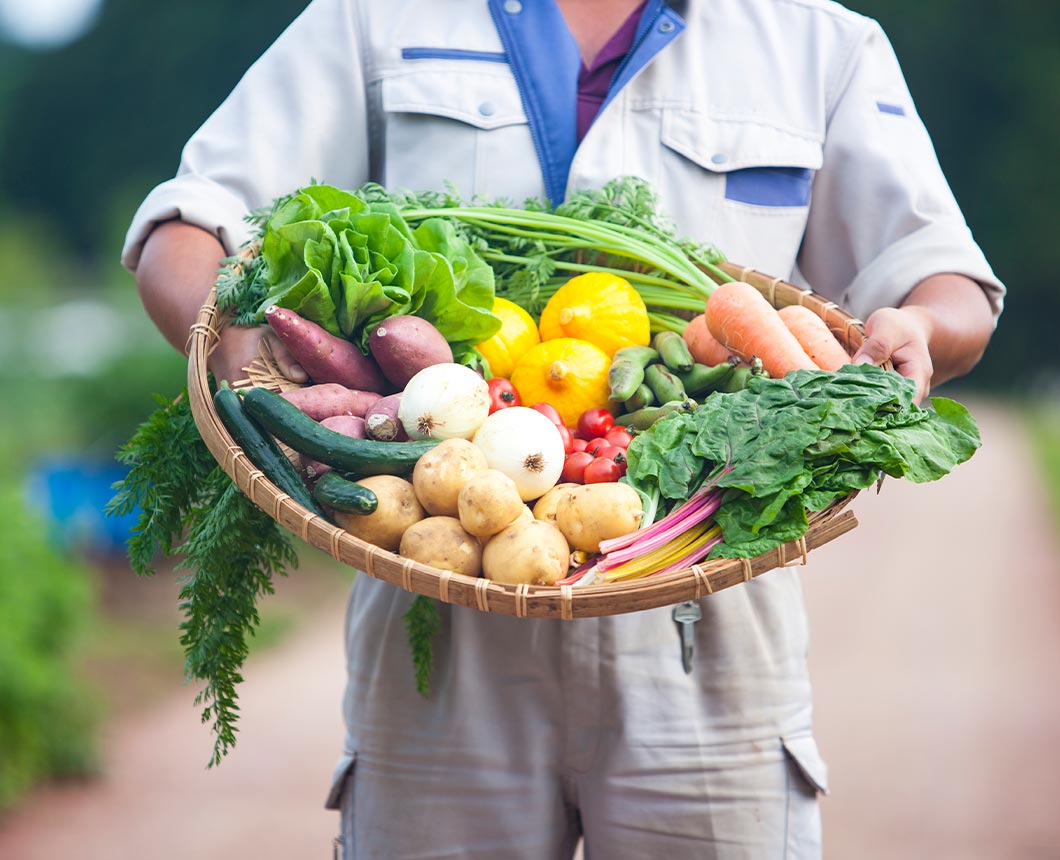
[
  {"x1": 658, "y1": 111, "x2": 823, "y2": 278},
  {"x1": 377, "y1": 69, "x2": 538, "y2": 200}
]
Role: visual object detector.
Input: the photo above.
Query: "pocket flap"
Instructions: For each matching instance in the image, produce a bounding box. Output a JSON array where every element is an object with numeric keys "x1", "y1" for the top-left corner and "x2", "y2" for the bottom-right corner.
[
  {"x1": 782, "y1": 732, "x2": 829, "y2": 795},
  {"x1": 662, "y1": 111, "x2": 823, "y2": 173},
  {"x1": 324, "y1": 752, "x2": 356, "y2": 810},
  {"x1": 382, "y1": 69, "x2": 527, "y2": 130}
]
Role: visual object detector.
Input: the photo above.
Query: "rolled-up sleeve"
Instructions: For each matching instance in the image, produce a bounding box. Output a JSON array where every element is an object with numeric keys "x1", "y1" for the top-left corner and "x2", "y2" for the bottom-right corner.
[
  {"x1": 121, "y1": 0, "x2": 369, "y2": 271},
  {"x1": 797, "y1": 19, "x2": 1004, "y2": 322}
]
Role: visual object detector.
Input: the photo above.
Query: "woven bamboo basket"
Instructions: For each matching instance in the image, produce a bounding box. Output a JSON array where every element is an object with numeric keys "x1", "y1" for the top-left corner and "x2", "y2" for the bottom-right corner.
[{"x1": 186, "y1": 260, "x2": 866, "y2": 619}]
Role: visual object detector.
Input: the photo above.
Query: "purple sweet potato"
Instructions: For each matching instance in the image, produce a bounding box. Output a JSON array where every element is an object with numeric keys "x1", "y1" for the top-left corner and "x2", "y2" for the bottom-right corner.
[
  {"x1": 280, "y1": 383, "x2": 383, "y2": 421},
  {"x1": 364, "y1": 393, "x2": 408, "y2": 442},
  {"x1": 368, "y1": 315, "x2": 454, "y2": 389},
  {"x1": 265, "y1": 305, "x2": 388, "y2": 393},
  {"x1": 299, "y1": 415, "x2": 367, "y2": 479}
]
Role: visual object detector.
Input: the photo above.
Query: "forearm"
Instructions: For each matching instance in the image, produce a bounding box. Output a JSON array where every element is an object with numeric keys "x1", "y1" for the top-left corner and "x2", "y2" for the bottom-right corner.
[
  {"x1": 136, "y1": 219, "x2": 227, "y2": 356},
  {"x1": 900, "y1": 273, "x2": 996, "y2": 386}
]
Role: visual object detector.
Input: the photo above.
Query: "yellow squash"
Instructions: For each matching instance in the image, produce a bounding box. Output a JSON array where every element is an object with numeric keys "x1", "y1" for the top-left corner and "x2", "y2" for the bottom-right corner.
[
  {"x1": 538, "y1": 272, "x2": 651, "y2": 357},
  {"x1": 475, "y1": 296, "x2": 541, "y2": 379},
  {"x1": 510, "y1": 337, "x2": 612, "y2": 427}
]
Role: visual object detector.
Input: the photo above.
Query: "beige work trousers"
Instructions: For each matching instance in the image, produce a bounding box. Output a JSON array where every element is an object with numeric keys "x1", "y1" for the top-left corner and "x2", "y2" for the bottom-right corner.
[{"x1": 328, "y1": 571, "x2": 828, "y2": 859}]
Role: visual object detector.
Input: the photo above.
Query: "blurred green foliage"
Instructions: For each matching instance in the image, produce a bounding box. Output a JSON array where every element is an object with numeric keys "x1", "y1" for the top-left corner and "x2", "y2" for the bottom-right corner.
[
  {"x1": 0, "y1": 483, "x2": 100, "y2": 811},
  {"x1": 0, "y1": 0, "x2": 1051, "y2": 391}
]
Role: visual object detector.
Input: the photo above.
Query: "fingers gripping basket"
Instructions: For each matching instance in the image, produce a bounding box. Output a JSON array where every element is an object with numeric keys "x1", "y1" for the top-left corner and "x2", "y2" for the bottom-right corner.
[{"x1": 187, "y1": 261, "x2": 864, "y2": 620}]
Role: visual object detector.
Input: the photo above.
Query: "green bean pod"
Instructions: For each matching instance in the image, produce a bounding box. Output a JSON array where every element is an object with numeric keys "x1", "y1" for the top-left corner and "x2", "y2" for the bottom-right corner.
[
  {"x1": 607, "y1": 345, "x2": 659, "y2": 401},
  {"x1": 616, "y1": 398, "x2": 698, "y2": 431},
  {"x1": 623, "y1": 383, "x2": 656, "y2": 413},
  {"x1": 652, "y1": 330, "x2": 695, "y2": 373},
  {"x1": 644, "y1": 363, "x2": 686, "y2": 404},
  {"x1": 675, "y1": 357, "x2": 741, "y2": 397}
]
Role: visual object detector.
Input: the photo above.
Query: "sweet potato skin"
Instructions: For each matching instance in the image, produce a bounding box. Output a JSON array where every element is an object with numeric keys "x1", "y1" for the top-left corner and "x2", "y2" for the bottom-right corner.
[
  {"x1": 280, "y1": 383, "x2": 383, "y2": 421},
  {"x1": 265, "y1": 305, "x2": 388, "y2": 392},
  {"x1": 364, "y1": 393, "x2": 408, "y2": 442},
  {"x1": 368, "y1": 315, "x2": 454, "y2": 389}
]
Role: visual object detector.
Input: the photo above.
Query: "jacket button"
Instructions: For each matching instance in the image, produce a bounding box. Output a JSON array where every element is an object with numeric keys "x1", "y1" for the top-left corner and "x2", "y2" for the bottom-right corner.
[
  {"x1": 659, "y1": 20, "x2": 675, "y2": 33},
  {"x1": 479, "y1": 102, "x2": 496, "y2": 117},
  {"x1": 710, "y1": 153, "x2": 728, "y2": 165},
  {"x1": 503, "y1": 0, "x2": 522, "y2": 13}
]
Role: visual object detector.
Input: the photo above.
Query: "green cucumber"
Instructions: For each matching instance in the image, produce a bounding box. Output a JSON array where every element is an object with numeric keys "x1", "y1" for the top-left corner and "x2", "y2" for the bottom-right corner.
[
  {"x1": 312, "y1": 471, "x2": 378, "y2": 515},
  {"x1": 213, "y1": 387, "x2": 325, "y2": 517},
  {"x1": 241, "y1": 386, "x2": 438, "y2": 476}
]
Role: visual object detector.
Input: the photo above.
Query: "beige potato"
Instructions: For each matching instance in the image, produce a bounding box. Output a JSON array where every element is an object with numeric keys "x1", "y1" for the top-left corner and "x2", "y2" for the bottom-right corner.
[
  {"x1": 399, "y1": 516, "x2": 482, "y2": 578},
  {"x1": 411, "y1": 438, "x2": 489, "y2": 516},
  {"x1": 482, "y1": 518, "x2": 570, "y2": 586},
  {"x1": 333, "y1": 474, "x2": 425, "y2": 552},
  {"x1": 457, "y1": 469, "x2": 525, "y2": 538},
  {"x1": 555, "y1": 482, "x2": 644, "y2": 553},
  {"x1": 479, "y1": 505, "x2": 533, "y2": 549},
  {"x1": 532, "y1": 483, "x2": 579, "y2": 524}
]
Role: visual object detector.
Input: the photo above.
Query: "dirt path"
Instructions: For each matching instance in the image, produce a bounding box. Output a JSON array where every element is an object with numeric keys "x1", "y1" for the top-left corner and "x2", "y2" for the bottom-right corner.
[{"x1": 1, "y1": 397, "x2": 1057, "y2": 859}]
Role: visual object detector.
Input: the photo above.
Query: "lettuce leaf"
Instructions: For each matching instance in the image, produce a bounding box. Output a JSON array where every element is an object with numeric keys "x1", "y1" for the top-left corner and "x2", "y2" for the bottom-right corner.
[{"x1": 254, "y1": 185, "x2": 499, "y2": 353}]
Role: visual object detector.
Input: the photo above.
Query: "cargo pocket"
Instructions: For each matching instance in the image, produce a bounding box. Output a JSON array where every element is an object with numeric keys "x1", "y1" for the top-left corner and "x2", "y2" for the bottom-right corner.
[
  {"x1": 378, "y1": 68, "x2": 537, "y2": 200},
  {"x1": 781, "y1": 733, "x2": 826, "y2": 858},
  {"x1": 325, "y1": 752, "x2": 356, "y2": 810},
  {"x1": 659, "y1": 110, "x2": 823, "y2": 278},
  {"x1": 781, "y1": 731, "x2": 829, "y2": 795}
]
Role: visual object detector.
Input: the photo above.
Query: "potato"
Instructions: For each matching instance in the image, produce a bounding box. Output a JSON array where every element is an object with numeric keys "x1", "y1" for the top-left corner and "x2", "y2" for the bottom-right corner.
[
  {"x1": 482, "y1": 519, "x2": 570, "y2": 586},
  {"x1": 479, "y1": 505, "x2": 533, "y2": 549},
  {"x1": 332, "y1": 474, "x2": 425, "y2": 552},
  {"x1": 412, "y1": 438, "x2": 489, "y2": 516},
  {"x1": 368, "y1": 315, "x2": 455, "y2": 389},
  {"x1": 457, "y1": 469, "x2": 524, "y2": 538},
  {"x1": 555, "y1": 483, "x2": 643, "y2": 553},
  {"x1": 399, "y1": 516, "x2": 482, "y2": 578},
  {"x1": 532, "y1": 483, "x2": 579, "y2": 524}
]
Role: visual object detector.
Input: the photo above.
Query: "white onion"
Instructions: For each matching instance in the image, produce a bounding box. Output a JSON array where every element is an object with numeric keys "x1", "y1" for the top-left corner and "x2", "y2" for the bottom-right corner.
[
  {"x1": 398, "y1": 363, "x2": 491, "y2": 440},
  {"x1": 472, "y1": 407, "x2": 566, "y2": 501}
]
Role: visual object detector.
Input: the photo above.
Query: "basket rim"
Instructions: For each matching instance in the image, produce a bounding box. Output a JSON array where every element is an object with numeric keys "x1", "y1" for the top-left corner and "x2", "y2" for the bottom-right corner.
[{"x1": 186, "y1": 260, "x2": 865, "y2": 619}]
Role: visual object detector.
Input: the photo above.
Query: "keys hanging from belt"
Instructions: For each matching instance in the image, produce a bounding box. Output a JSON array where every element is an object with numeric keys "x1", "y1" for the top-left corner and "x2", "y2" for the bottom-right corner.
[{"x1": 672, "y1": 601, "x2": 702, "y2": 674}]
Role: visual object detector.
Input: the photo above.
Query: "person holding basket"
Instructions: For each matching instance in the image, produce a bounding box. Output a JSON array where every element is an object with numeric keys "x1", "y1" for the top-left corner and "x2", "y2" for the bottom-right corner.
[{"x1": 124, "y1": 0, "x2": 1002, "y2": 857}]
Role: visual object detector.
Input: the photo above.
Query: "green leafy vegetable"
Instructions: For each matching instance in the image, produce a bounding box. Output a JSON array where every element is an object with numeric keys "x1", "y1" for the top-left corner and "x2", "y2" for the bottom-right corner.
[
  {"x1": 108, "y1": 392, "x2": 298, "y2": 766},
  {"x1": 403, "y1": 594, "x2": 441, "y2": 696},
  {"x1": 624, "y1": 364, "x2": 981, "y2": 558}
]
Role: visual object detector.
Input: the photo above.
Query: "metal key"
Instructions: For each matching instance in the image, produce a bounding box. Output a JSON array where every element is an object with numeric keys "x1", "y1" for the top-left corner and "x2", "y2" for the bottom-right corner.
[{"x1": 672, "y1": 601, "x2": 702, "y2": 674}]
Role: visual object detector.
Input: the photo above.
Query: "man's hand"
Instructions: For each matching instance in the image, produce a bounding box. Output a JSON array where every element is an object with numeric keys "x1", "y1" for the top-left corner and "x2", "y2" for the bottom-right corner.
[
  {"x1": 852, "y1": 273, "x2": 996, "y2": 403},
  {"x1": 136, "y1": 219, "x2": 308, "y2": 386},
  {"x1": 853, "y1": 306, "x2": 933, "y2": 402},
  {"x1": 208, "y1": 323, "x2": 308, "y2": 388}
]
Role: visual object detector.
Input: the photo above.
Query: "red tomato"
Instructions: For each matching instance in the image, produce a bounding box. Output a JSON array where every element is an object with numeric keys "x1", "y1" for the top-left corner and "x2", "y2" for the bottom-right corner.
[
  {"x1": 596, "y1": 445, "x2": 626, "y2": 463},
  {"x1": 561, "y1": 451, "x2": 595, "y2": 484},
  {"x1": 585, "y1": 437, "x2": 610, "y2": 456},
  {"x1": 570, "y1": 438, "x2": 589, "y2": 454},
  {"x1": 555, "y1": 423, "x2": 574, "y2": 455},
  {"x1": 583, "y1": 457, "x2": 621, "y2": 484},
  {"x1": 604, "y1": 425, "x2": 633, "y2": 449},
  {"x1": 531, "y1": 402, "x2": 564, "y2": 428},
  {"x1": 577, "y1": 407, "x2": 615, "y2": 440},
  {"x1": 487, "y1": 377, "x2": 521, "y2": 413}
]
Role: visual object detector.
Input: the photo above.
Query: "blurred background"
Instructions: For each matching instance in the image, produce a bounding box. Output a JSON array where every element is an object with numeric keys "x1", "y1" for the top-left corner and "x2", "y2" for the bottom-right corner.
[{"x1": 0, "y1": 1, "x2": 1056, "y2": 858}]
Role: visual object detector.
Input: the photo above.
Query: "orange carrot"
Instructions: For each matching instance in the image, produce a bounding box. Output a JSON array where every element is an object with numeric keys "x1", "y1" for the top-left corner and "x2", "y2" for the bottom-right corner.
[
  {"x1": 777, "y1": 305, "x2": 851, "y2": 371},
  {"x1": 682, "y1": 313, "x2": 736, "y2": 366},
  {"x1": 704, "y1": 281, "x2": 817, "y2": 378}
]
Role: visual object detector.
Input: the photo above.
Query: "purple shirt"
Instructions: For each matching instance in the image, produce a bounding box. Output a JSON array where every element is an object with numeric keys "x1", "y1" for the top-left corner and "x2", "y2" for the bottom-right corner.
[{"x1": 576, "y1": 3, "x2": 647, "y2": 142}]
